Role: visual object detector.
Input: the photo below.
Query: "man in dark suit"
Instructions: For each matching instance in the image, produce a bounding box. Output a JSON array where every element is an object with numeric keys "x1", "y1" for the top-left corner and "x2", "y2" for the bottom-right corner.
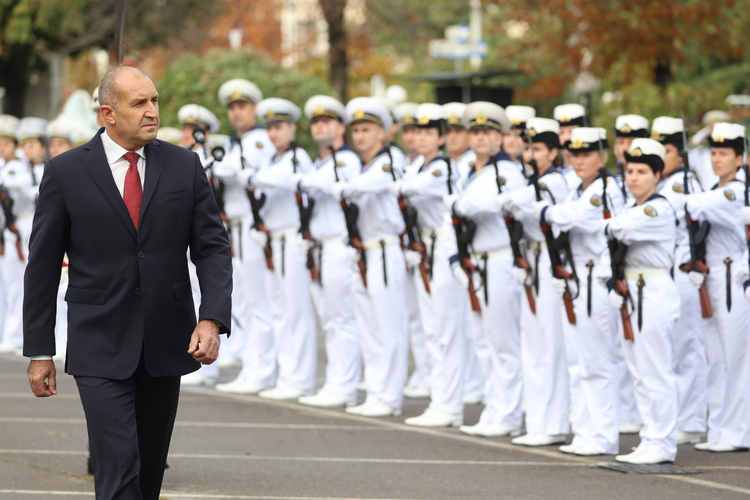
[{"x1": 23, "y1": 66, "x2": 233, "y2": 500}]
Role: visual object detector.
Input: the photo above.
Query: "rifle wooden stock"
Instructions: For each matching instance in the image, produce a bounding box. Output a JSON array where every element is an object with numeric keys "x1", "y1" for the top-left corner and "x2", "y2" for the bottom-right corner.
[
  {"x1": 417, "y1": 262, "x2": 431, "y2": 294},
  {"x1": 462, "y1": 257, "x2": 482, "y2": 312},
  {"x1": 6, "y1": 223, "x2": 23, "y2": 262},
  {"x1": 693, "y1": 259, "x2": 713, "y2": 318},
  {"x1": 254, "y1": 221, "x2": 274, "y2": 271},
  {"x1": 349, "y1": 236, "x2": 368, "y2": 289},
  {"x1": 562, "y1": 290, "x2": 577, "y2": 325},
  {"x1": 515, "y1": 256, "x2": 536, "y2": 314},
  {"x1": 615, "y1": 280, "x2": 634, "y2": 341}
]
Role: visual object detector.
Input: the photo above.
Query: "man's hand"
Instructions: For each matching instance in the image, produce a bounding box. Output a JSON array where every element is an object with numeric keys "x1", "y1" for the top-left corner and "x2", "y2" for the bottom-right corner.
[
  {"x1": 28, "y1": 360, "x2": 57, "y2": 397},
  {"x1": 187, "y1": 320, "x2": 221, "y2": 364}
]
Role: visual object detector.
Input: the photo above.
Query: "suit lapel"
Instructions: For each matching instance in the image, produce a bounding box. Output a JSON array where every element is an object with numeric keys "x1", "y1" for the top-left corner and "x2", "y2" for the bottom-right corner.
[
  {"x1": 81, "y1": 132, "x2": 137, "y2": 240},
  {"x1": 140, "y1": 140, "x2": 164, "y2": 225}
]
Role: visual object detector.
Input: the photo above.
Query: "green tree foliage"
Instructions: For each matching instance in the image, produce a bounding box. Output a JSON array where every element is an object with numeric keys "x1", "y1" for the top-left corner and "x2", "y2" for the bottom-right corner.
[{"x1": 156, "y1": 48, "x2": 336, "y2": 154}]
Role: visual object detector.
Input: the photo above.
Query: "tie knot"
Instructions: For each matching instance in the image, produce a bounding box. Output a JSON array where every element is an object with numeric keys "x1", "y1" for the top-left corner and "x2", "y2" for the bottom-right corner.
[{"x1": 123, "y1": 152, "x2": 140, "y2": 167}]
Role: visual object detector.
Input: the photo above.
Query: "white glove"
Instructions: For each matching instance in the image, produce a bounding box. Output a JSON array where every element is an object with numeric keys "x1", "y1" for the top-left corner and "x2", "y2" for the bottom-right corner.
[
  {"x1": 533, "y1": 200, "x2": 550, "y2": 221},
  {"x1": 745, "y1": 285, "x2": 750, "y2": 304},
  {"x1": 346, "y1": 246, "x2": 361, "y2": 263},
  {"x1": 289, "y1": 173, "x2": 305, "y2": 192},
  {"x1": 741, "y1": 206, "x2": 750, "y2": 226},
  {"x1": 237, "y1": 168, "x2": 254, "y2": 187},
  {"x1": 608, "y1": 290, "x2": 625, "y2": 309},
  {"x1": 451, "y1": 260, "x2": 470, "y2": 289},
  {"x1": 443, "y1": 194, "x2": 460, "y2": 212},
  {"x1": 511, "y1": 266, "x2": 528, "y2": 285},
  {"x1": 404, "y1": 249, "x2": 423, "y2": 268},
  {"x1": 250, "y1": 228, "x2": 268, "y2": 248},
  {"x1": 387, "y1": 181, "x2": 402, "y2": 198},
  {"x1": 211, "y1": 162, "x2": 240, "y2": 180},
  {"x1": 688, "y1": 271, "x2": 705, "y2": 289},
  {"x1": 331, "y1": 182, "x2": 348, "y2": 202},
  {"x1": 297, "y1": 234, "x2": 313, "y2": 253},
  {"x1": 550, "y1": 278, "x2": 567, "y2": 297},
  {"x1": 495, "y1": 193, "x2": 509, "y2": 212}
]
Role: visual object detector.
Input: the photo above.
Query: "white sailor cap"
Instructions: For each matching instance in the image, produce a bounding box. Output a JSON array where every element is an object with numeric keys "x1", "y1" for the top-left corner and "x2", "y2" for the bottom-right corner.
[
  {"x1": 442, "y1": 102, "x2": 467, "y2": 128},
  {"x1": 554, "y1": 103, "x2": 586, "y2": 127},
  {"x1": 69, "y1": 124, "x2": 97, "y2": 146},
  {"x1": 567, "y1": 127, "x2": 608, "y2": 152},
  {"x1": 415, "y1": 103, "x2": 447, "y2": 129},
  {"x1": 372, "y1": 95, "x2": 397, "y2": 113},
  {"x1": 394, "y1": 102, "x2": 419, "y2": 128},
  {"x1": 16, "y1": 117, "x2": 49, "y2": 143},
  {"x1": 463, "y1": 102, "x2": 510, "y2": 133},
  {"x1": 0, "y1": 115, "x2": 20, "y2": 140},
  {"x1": 46, "y1": 119, "x2": 73, "y2": 143},
  {"x1": 218, "y1": 79, "x2": 263, "y2": 107},
  {"x1": 91, "y1": 87, "x2": 100, "y2": 111},
  {"x1": 702, "y1": 110, "x2": 731, "y2": 126},
  {"x1": 615, "y1": 114, "x2": 649, "y2": 138},
  {"x1": 256, "y1": 98, "x2": 302, "y2": 125},
  {"x1": 650, "y1": 117, "x2": 684, "y2": 148},
  {"x1": 304, "y1": 95, "x2": 347, "y2": 123},
  {"x1": 178, "y1": 104, "x2": 220, "y2": 133},
  {"x1": 525, "y1": 117, "x2": 560, "y2": 147},
  {"x1": 345, "y1": 97, "x2": 392, "y2": 130},
  {"x1": 157, "y1": 126, "x2": 182, "y2": 145},
  {"x1": 708, "y1": 122, "x2": 746, "y2": 149},
  {"x1": 625, "y1": 138, "x2": 666, "y2": 172},
  {"x1": 506, "y1": 105, "x2": 536, "y2": 129}
]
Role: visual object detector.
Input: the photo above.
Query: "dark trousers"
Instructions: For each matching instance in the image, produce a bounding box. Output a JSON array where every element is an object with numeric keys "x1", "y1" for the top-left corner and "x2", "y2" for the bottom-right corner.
[{"x1": 75, "y1": 355, "x2": 181, "y2": 500}]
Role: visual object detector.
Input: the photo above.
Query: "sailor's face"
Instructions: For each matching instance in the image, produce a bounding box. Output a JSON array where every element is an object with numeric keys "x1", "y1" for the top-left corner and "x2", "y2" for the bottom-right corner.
[
  {"x1": 445, "y1": 127, "x2": 468, "y2": 156},
  {"x1": 614, "y1": 136, "x2": 635, "y2": 163},
  {"x1": 227, "y1": 100, "x2": 256, "y2": 132},
  {"x1": 572, "y1": 150, "x2": 604, "y2": 183},
  {"x1": 710, "y1": 147, "x2": 741, "y2": 178},
  {"x1": 310, "y1": 116, "x2": 344, "y2": 144},
  {"x1": 662, "y1": 144, "x2": 682, "y2": 176},
  {"x1": 350, "y1": 121, "x2": 384, "y2": 155},
  {"x1": 22, "y1": 139, "x2": 45, "y2": 165},
  {"x1": 626, "y1": 162, "x2": 659, "y2": 200},
  {"x1": 0, "y1": 138, "x2": 17, "y2": 162},
  {"x1": 558, "y1": 125, "x2": 578, "y2": 147},
  {"x1": 267, "y1": 121, "x2": 296, "y2": 150},
  {"x1": 48, "y1": 137, "x2": 72, "y2": 158},
  {"x1": 400, "y1": 126, "x2": 417, "y2": 153},
  {"x1": 468, "y1": 128, "x2": 501, "y2": 157},
  {"x1": 502, "y1": 129, "x2": 522, "y2": 159},
  {"x1": 414, "y1": 127, "x2": 444, "y2": 156}
]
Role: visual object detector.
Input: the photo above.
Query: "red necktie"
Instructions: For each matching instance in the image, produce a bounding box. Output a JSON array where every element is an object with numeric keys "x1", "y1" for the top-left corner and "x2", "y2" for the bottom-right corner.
[{"x1": 123, "y1": 152, "x2": 143, "y2": 231}]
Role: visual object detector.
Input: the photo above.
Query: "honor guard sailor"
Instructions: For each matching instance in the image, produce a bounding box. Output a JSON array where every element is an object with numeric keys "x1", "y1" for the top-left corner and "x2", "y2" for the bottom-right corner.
[
  {"x1": 46, "y1": 120, "x2": 74, "y2": 158},
  {"x1": 503, "y1": 105, "x2": 535, "y2": 163},
  {"x1": 241, "y1": 98, "x2": 317, "y2": 400},
  {"x1": 0, "y1": 114, "x2": 21, "y2": 354},
  {"x1": 686, "y1": 122, "x2": 750, "y2": 452},
  {"x1": 442, "y1": 103, "x2": 476, "y2": 179},
  {"x1": 534, "y1": 127, "x2": 625, "y2": 455},
  {"x1": 604, "y1": 138, "x2": 681, "y2": 464},
  {"x1": 331, "y1": 97, "x2": 409, "y2": 417},
  {"x1": 291, "y1": 95, "x2": 363, "y2": 408},
  {"x1": 613, "y1": 114, "x2": 649, "y2": 200},
  {"x1": 444, "y1": 102, "x2": 527, "y2": 437},
  {"x1": 554, "y1": 104, "x2": 587, "y2": 187},
  {"x1": 394, "y1": 102, "x2": 422, "y2": 169},
  {"x1": 499, "y1": 117, "x2": 572, "y2": 446},
  {"x1": 211, "y1": 79, "x2": 277, "y2": 394},
  {"x1": 652, "y1": 116, "x2": 708, "y2": 445},
  {"x1": 177, "y1": 104, "x2": 220, "y2": 166}
]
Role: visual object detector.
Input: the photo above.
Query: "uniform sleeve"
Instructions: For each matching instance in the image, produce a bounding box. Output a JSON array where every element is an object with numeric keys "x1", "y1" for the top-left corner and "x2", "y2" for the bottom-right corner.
[
  {"x1": 547, "y1": 178, "x2": 619, "y2": 233},
  {"x1": 22, "y1": 161, "x2": 69, "y2": 356},
  {"x1": 243, "y1": 132, "x2": 276, "y2": 170},
  {"x1": 252, "y1": 149, "x2": 310, "y2": 191},
  {"x1": 301, "y1": 152, "x2": 361, "y2": 196},
  {"x1": 454, "y1": 176, "x2": 498, "y2": 218},
  {"x1": 399, "y1": 161, "x2": 451, "y2": 198},
  {"x1": 346, "y1": 160, "x2": 397, "y2": 197},
  {"x1": 607, "y1": 202, "x2": 673, "y2": 246},
  {"x1": 685, "y1": 185, "x2": 743, "y2": 230}
]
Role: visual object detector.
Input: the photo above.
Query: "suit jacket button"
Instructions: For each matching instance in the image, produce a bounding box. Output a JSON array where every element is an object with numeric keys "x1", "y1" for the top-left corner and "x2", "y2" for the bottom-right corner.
[
  {"x1": 135, "y1": 288, "x2": 142, "y2": 296},
  {"x1": 138, "y1": 251, "x2": 145, "y2": 258}
]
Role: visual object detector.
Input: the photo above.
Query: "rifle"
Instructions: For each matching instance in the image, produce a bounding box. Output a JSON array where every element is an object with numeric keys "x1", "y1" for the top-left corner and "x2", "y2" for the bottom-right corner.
[
  {"x1": 236, "y1": 136, "x2": 273, "y2": 271},
  {"x1": 600, "y1": 155, "x2": 634, "y2": 341},
  {"x1": 743, "y1": 137, "x2": 750, "y2": 292},
  {"x1": 291, "y1": 142, "x2": 319, "y2": 282},
  {"x1": 0, "y1": 187, "x2": 24, "y2": 261},
  {"x1": 332, "y1": 145, "x2": 367, "y2": 288},
  {"x1": 680, "y1": 120, "x2": 712, "y2": 318},
  {"x1": 525, "y1": 135, "x2": 577, "y2": 324},
  {"x1": 452, "y1": 212, "x2": 481, "y2": 312},
  {"x1": 613, "y1": 126, "x2": 628, "y2": 200}
]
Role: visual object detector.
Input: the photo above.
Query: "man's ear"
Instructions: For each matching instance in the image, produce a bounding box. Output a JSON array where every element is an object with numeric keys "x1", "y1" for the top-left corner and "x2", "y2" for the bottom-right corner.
[{"x1": 100, "y1": 105, "x2": 116, "y2": 126}]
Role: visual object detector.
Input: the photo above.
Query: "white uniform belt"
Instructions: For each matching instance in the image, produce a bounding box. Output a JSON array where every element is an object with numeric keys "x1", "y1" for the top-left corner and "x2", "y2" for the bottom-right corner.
[
  {"x1": 363, "y1": 235, "x2": 399, "y2": 251},
  {"x1": 319, "y1": 235, "x2": 344, "y2": 246},
  {"x1": 228, "y1": 216, "x2": 247, "y2": 227},
  {"x1": 624, "y1": 268, "x2": 667, "y2": 280},
  {"x1": 270, "y1": 228, "x2": 297, "y2": 240},
  {"x1": 471, "y1": 247, "x2": 511, "y2": 259},
  {"x1": 419, "y1": 227, "x2": 444, "y2": 240},
  {"x1": 525, "y1": 241, "x2": 547, "y2": 251}
]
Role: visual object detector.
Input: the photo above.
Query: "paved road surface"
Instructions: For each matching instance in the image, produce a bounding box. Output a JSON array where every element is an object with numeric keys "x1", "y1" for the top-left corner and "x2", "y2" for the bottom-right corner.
[{"x1": 2, "y1": 351, "x2": 749, "y2": 499}]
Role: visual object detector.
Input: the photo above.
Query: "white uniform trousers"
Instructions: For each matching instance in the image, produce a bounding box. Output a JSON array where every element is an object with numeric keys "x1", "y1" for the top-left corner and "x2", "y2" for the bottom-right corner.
[
  {"x1": 463, "y1": 328, "x2": 486, "y2": 400},
  {"x1": 704, "y1": 256, "x2": 750, "y2": 448},
  {"x1": 413, "y1": 230, "x2": 468, "y2": 415},
  {"x1": 468, "y1": 251, "x2": 523, "y2": 427},
  {"x1": 405, "y1": 268, "x2": 430, "y2": 390},
  {"x1": 267, "y1": 232, "x2": 317, "y2": 391},
  {"x1": 617, "y1": 345, "x2": 642, "y2": 425},
  {"x1": 567, "y1": 261, "x2": 620, "y2": 454},
  {"x1": 310, "y1": 239, "x2": 361, "y2": 397},
  {"x1": 672, "y1": 268, "x2": 708, "y2": 433},
  {"x1": 520, "y1": 250, "x2": 570, "y2": 435},
  {"x1": 2, "y1": 214, "x2": 32, "y2": 349},
  {"x1": 353, "y1": 243, "x2": 408, "y2": 409},
  {"x1": 620, "y1": 273, "x2": 680, "y2": 461}
]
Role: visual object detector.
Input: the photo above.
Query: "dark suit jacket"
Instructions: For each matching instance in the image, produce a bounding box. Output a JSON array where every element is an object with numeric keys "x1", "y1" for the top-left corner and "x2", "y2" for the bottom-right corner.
[{"x1": 22, "y1": 129, "x2": 232, "y2": 379}]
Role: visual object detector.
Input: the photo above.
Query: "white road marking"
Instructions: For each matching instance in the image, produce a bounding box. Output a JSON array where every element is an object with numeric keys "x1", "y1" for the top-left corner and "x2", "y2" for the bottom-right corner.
[
  {"x1": 663, "y1": 475, "x2": 750, "y2": 496},
  {"x1": 0, "y1": 492, "x2": 425, "y2": 500}
]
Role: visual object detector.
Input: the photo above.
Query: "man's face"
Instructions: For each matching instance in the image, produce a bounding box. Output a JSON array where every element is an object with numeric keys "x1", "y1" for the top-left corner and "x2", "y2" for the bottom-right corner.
[
  {"x1": 227, "y1": 100, "x2": 256, "y2": 132},
  {"x1": 414, "y1": 127, "x2": 444, "y2": 156},
  {"x1": 101, "y1": 70, "x2": 160, "y2": 150},
  {"x1": 267, "y1": 122, "x2": 295, "y2": 151},
  {"x1": 22, "y1": 139, "x2": 45, "y2": 164},
  {"x1": 48, "y1": 137, "x2": 72, "y2": 158},
  {"x1": 0, "y1": 138, "x2": 17, "y2": 162},
  {"x1": 468, "y1": 128, "x2": 502, "y2": 157},
  {"x1": 311, "y1": 116, "x2": 344, "y2": 144},
  {"x1": 445, "y1": 127, "x2": 469, "y2": 157},
  {"x1": 350, "y1": 121, "x2": 384, "y2": 157}
]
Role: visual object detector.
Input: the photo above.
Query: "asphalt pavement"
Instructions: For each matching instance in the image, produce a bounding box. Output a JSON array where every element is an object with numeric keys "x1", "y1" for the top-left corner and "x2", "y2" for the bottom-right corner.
[{"x1": 2, "y1": 349, "x2": 749, "y2": 500}]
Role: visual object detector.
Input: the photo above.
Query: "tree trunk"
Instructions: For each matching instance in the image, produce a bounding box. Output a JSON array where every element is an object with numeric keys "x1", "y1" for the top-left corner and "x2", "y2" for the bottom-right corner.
[
  {"x1": 654, "y1": 55, "x2": 673, "y2": 90},
  {"x1": 319, "y1": 0, "x2": 348, "y2": 102}
]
